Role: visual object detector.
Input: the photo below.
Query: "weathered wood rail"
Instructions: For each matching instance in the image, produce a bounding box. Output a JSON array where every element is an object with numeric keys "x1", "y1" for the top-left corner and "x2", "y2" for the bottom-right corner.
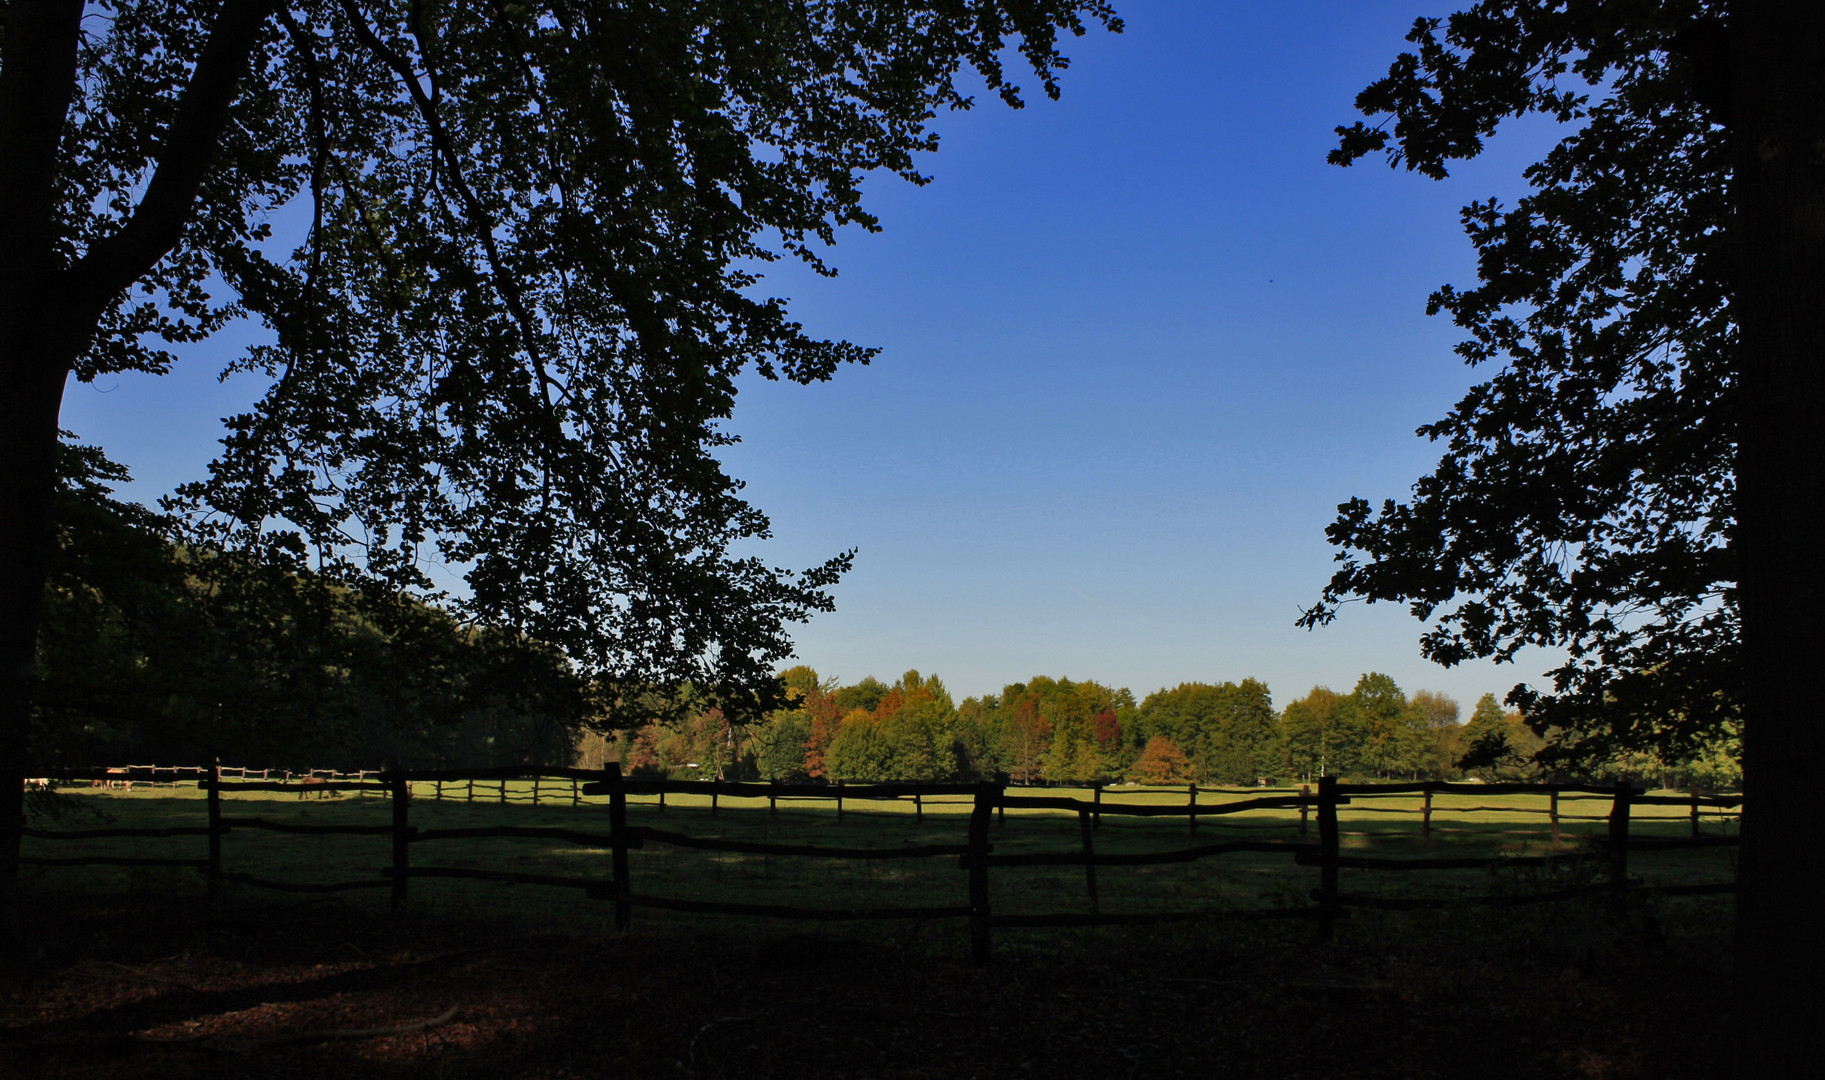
[{"x1": 22, "y1": 766, "x2": 1741, "y2": 962}]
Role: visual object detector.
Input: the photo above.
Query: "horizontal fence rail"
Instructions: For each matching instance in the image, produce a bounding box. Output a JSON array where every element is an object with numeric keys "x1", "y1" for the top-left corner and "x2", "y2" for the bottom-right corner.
[{"x1": 22, "y1": 766, "x2": 1741, "y2": 961}]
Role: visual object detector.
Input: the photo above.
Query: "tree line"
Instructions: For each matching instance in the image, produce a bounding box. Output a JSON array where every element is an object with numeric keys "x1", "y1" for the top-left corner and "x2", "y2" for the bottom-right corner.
[
  {"x1": 36, "y1": 439, "x2": 586, "y2": 774},
  {"x1": 43, "y1": 437, "x2": 1742, "y2": 792},
  {"x1": 602, "y1": 666, "x2": 1742, "y2": 790}
]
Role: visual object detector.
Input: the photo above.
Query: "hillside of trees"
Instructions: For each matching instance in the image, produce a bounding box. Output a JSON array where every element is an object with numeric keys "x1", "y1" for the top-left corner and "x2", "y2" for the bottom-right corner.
[{"x1": 36, "y1": 440, "x2": 589, "y2": 773}]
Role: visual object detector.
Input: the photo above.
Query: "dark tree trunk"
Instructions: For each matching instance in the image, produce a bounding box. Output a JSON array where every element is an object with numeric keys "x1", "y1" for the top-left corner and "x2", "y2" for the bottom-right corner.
[
  {"x1": 0, "y1": 0, "x2": 274, "y2": 984},
  {"x1": 0, "y1": 0, "x2": 86, "y2": 988},
  {"x1": 0, "y1": 362, "x2": 69, "y2": 985},
  {"x1": 1732, "y1": 2, "x2": 1825, "y2": 1072}
]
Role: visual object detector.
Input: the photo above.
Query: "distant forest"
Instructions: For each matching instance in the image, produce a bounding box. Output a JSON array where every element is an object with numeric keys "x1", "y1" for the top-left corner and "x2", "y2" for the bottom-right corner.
[
  {"x1": 582, "y1": 666, "x2": 1740, "y2": 790},
  {"x1": 43, "y1": 440, "x2": 1739, "y2": 788}
]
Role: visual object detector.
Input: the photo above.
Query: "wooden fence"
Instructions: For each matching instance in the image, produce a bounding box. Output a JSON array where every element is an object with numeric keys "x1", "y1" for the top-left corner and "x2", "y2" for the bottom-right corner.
[
  {"x1": 20, "y1": 767, "x2": 1741, "y2": 962},
  {"x1": 56, "y1": 764, "x2": 386, "y2": 788}
]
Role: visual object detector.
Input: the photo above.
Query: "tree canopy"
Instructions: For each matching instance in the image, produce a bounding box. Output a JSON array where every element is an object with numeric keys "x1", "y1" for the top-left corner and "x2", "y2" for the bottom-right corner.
[
  {"x1": 0, "y1": 0, "x2": 1122, "y2": 978},
  {"x1": 1300, "y1": 0, "x2": 1737, "y2": 766},
  {"x1": 1301, "y1": 1, "x2": 1824, "y2": 1066},
  {"x1": 40, "y1": 436, "x2": 589, "y2": 771},
  {"x1": 3, "y1": 0, "x2": 1123, "y2": 732}
]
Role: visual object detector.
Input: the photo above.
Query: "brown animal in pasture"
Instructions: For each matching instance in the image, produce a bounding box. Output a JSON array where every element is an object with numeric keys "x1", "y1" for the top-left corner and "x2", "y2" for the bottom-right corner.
[
  {"x1": 298, "y1": 775, "x2": 330, "y2": 800},
  {"x1": 91, "y1": 767, "x2": 132, "y2": 791}
]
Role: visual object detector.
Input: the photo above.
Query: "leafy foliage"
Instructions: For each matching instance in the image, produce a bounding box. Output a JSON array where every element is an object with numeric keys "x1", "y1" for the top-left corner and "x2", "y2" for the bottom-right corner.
[
  {"x1": 615, "y1": 668, "x2": 1537, "y2": 785},
  {"x1": 1134, "y1": 681, "x2": 1278, "y2": 784},
  {"x1": 48, "y1": 0, "x2": 1123, "y2": 715},
  {"x1": 37, "y1": 438, "x2": 586, "y2": 770},
  {"x1": 1456, "y1": 692, "x2": 1542, "y2": 780},
  {"x1": 1129, "y1": 735, "x2": 1191, "y2": 785},
  {"x1": 1302, "y1": 0, "x2": 1738, "y2": 767}
]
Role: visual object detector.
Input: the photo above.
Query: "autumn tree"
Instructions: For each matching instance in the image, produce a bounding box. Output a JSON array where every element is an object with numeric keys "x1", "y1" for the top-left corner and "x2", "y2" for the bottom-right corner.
[
  {"x1": 747, "y1": 665, "x2": 824, "y2": 782},
  {"x1": 868, "y1": 670, "x2": 957, "y2": 781},
  {"x1": 824, "y1": 708, "x2": 890, "y2": 782},
  {"x1": 1129, "y1": 735, "x2": 1191, "y2": 785},
  {"x1": 979, "y1": 676, "x2": 1129, "y2": 784},
  {"x1": 996, "y1": 696, "x2": 1049, "y2": 784},
  {"x1": 802, "y1": 683, "x2": 845, "y2": 782},
  {"x1": 952, "y1": 695, "x2": 1003, "y2": 779}
]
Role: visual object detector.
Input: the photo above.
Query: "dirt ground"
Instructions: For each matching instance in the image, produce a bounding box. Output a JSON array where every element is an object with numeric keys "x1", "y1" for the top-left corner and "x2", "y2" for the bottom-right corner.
[{"x1": 3, "y1": 890, "x2": 1734, "y2": 1080}]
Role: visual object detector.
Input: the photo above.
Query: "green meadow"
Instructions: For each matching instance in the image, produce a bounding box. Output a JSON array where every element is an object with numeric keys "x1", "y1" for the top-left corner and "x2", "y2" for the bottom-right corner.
[{"x1": 24, "y1": 780, "x2": 1738, "y2": 945}]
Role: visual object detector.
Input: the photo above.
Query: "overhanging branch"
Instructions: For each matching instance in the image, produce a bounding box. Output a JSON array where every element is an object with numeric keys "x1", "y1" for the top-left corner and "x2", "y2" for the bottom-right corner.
[{"x1": 65, "y1": 0, "x2": 280, "y2": 340}]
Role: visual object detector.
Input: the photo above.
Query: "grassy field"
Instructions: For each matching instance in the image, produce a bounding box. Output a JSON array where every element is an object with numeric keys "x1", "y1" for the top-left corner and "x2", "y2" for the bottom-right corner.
[
  {"x1": 22, "y1": 780, "x2": 1739, "y2": 950},
  {"x1": 12, "y1": 782, "x2": 1740, "y2": 1079}
]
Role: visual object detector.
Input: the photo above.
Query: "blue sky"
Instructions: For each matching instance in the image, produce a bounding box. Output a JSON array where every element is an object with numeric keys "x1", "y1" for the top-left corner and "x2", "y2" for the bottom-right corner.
[{"x1": 60, "y1": 2, "x2": 1569, "y2": 717}]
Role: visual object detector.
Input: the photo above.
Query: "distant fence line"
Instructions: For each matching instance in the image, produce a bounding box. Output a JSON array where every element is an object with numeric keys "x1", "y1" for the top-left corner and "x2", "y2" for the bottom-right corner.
[
  {"x1": 21, "y1": 766, "x2": 1741, "y2": 962},
  {"x1": 45, "y1": 764, "x2": 388, "y2": 789}
]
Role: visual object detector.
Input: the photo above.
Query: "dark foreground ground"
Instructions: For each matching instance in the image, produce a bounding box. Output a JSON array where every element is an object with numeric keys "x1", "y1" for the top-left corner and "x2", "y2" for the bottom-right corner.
[{"x1": 4, "y1": 890, "x2": 1733, "y2": 1080}]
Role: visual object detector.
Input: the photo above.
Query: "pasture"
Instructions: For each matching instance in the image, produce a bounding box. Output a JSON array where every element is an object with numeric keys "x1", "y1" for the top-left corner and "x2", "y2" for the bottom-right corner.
[
  {"x1": 21, "y1": 778, "x2": 1738, "y2": 945},
  {"x1": 10, "y1": 779, "x2": 1740, "y2": 1079}
]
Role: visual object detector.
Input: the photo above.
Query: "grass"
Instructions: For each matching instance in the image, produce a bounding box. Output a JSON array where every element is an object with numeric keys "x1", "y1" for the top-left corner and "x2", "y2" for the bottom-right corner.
[
  {"x1": 13, "y1": 781, "x2": 1740, "y2": 1079},
  {"x1": 23, "y1": 779, "x2": 1739, "y2": 948}
]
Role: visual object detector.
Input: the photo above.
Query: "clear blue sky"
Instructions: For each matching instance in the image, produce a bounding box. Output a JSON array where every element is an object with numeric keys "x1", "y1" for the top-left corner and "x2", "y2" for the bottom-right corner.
[{"x1": 60, "y1": 2, "x2": 1568, "y2": 717}]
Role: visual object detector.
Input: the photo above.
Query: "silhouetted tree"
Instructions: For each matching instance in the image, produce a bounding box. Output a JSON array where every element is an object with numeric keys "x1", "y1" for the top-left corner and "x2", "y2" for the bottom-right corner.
[
  {"x1": 0, "y1": 0, "x2": 1121, "y2": 973},
  {"x1": 1301, "y1": 3, "x2": 1819, "y2": 1065}
]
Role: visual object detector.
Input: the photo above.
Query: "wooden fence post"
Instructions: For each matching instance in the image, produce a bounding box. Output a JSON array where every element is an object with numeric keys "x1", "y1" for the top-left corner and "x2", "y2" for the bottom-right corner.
[
  {"x1": 914, "y1": 791, "x2": 923, "y2": 823},
  {"x1": 711, "y1": 780, "x2": 720, "y2": 816},
  {"x1": 532, "y1": 775, "x2": 541, "y2": 806},
  {"x1": 1549, "y1": 787, "x2": 1561, "y2": 844},
  {"x1": 390, "y1": 774, "x2": 411, "y2": 910},
  {"x1": 606, "y1": 762, "x2": 631, "y2": 931},
  {"x1": 1317, "y1": 776, "x2": 1340, "y2": 942},
  {"x1": 572, "y1": 776, "x2": 581, "y2": 807},
  {"x1": 206, "y1": 758, "x2": 223, "y2": 900},
  {"x1": 835, "y1": 780, "x2": 844, "y2": 822},
  {"x1": 1421, "y1": 787, "x2": 1433, "y2": 842},
  {"x1": 1300, "y1": 784, "x2": 1310, "y2": 837},
  {"x1": 968, "y1": 780, "x2": 997, "y2": 965},
  {"x1": 499, "y1": 778, "x2": 508, "y2": 804},
  {"x1": 1690, "y1": 787, "x2": 1702, "y2": 839},
  {"x1": 1608, "y1": 781, "x2": 1634, "y2": 911},
  {"x1": 1092, "y1": 780, "x2": 1103, "y2": 828},
  {"x1": 466, "y1": 777, "x2": 474, "y2": 803},
  {"x1": 769, "y1": 780, "x2": 778, "y2": 816},
  {"x1": 1188, "y1": 783, "x2": 1198, "y2": 834},
  {"x1": 1079, "y1": 809, "x2": 1099, "y2": 915}
]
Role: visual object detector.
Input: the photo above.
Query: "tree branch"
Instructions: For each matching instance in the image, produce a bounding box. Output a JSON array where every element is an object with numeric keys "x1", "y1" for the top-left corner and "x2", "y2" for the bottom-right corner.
[
  {"x1": 64, "y1": 0, "x2": 279, "y2": 340},
  {"x1": 335, "y1": 0, "x2": 564, "y2": 436}
]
